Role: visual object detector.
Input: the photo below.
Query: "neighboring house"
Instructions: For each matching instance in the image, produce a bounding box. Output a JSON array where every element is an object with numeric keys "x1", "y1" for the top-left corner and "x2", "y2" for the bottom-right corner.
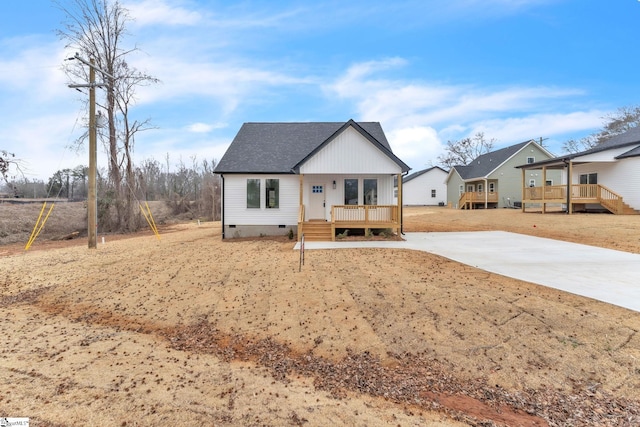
[
  {"x1": 400, "y1": 166, "x2": 448, "y2": 206},
  {"x1": 445, "y1": 140, "x2": 559, "y2": 209},
  {"x1": 517, "y1": 126, "x2": 640, "y2": 214},
  {"x1": 214, "y1": 119, "x2": 411, "y2": 240}
]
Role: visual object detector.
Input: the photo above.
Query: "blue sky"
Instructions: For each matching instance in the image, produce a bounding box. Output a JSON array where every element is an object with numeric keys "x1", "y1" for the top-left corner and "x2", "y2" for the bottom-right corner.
[{"x1": 1, "y1": 0, "x2": 639, "y2": 181}]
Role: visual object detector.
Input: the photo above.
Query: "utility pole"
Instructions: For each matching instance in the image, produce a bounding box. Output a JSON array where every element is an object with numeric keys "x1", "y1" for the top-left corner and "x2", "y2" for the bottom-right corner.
[
  {"x1": 88, "y1": 59, "x2": 97, "y2": 248},
  {"x1": 67, "y1": 54, "x2": 113, "y2": 249}
]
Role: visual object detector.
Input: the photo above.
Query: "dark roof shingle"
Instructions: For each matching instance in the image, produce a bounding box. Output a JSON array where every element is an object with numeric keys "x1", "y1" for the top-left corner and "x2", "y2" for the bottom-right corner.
[
  {"x1": 215, "y1": 120, "x2": 406, "y2": 173},
  {"x1": 454, "y1": 141, "x2": 530, "y2": 180}
]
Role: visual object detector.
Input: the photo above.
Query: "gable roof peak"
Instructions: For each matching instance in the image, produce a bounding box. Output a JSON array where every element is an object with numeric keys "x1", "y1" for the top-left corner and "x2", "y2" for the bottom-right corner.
[{"x1": 214, "y1": 120, "x2": 410, "y2": 174}]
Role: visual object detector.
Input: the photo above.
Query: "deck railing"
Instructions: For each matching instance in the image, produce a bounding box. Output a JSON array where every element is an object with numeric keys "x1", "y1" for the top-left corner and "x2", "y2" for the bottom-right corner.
[
  {"x1": 571, "y1": 184, "x2": 598, "y2": 199},
  {"x1": 458, "y1": 191, "x2": 499, "y2": 208},
  {"x1": 523, "y1": 185, "x2": 566, "y2": 200},
  {"x1": 523, "y1": 184, "x2": 624, "y2": 214},
  {"x1": 597, "y1": 185, "x2": 624, "y2": 214},
  {"x1": 331, "y1": 205, "x2": 398, "y2": 225}
]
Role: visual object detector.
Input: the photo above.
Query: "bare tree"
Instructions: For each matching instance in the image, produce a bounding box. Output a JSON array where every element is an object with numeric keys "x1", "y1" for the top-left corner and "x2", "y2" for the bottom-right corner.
[
  {"x1": 1, "y1": 150, "x2": 18, "y2": 184},
  {"x1": 437, "y1": 132, "x2": 495, "y2": 169},
  {"x1": 1, "y1": 150, "x2": 24, "y2": 196},
  {"x1": 562, "y1": 105, "x2": 640, "y2": 153},
  {"x1": 57, "y1": 0, "x2": 159, "y2": 232}
]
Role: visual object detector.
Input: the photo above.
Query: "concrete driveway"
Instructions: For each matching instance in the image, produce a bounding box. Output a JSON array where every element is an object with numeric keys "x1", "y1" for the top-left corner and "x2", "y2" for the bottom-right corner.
[{"x1": 295, "y1": 231, "x2": 640, "y2": 313}]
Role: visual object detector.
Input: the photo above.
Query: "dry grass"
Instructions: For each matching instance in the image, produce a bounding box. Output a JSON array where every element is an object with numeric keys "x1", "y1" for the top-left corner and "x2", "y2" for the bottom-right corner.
[{"x1": 1, "y1": 205, "x2": 639, "y2": 426}]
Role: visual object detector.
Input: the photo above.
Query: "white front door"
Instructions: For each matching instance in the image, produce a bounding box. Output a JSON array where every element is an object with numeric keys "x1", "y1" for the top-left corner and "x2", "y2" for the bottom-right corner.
[{"x1": 309, "y1": 183, "x2": 326, "y2": 220}]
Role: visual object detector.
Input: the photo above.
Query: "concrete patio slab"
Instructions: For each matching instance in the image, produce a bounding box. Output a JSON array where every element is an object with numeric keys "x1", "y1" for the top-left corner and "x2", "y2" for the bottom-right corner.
[{"x1": 295, "y1": 231, "x2": 640, "y2": 313}]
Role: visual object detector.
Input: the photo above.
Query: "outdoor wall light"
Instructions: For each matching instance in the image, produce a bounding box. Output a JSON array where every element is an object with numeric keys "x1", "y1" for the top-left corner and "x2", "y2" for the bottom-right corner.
[{"x1": 333, "y1": 180, "x2": 336, "y2": 189}]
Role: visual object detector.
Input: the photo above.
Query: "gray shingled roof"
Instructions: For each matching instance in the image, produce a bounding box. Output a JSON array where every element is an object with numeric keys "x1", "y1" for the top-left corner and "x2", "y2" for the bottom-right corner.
[
  {"x1": 403, "y1": 166, "x2": 447, "y2": 183},
  {"x1": 594, "y1": 126, "x2": 640, "y2": 153},
  {"x1": 616, "y1": 144, "x2": 640, "y2": 159},
  {"x1": 214, "y1": 120, "x2": 409, "y2": 173},
  {"x1": 517, "y1": 126, "x2": 640, "y2": 168},
  {"x1": 453, "y1": 140, "x2": 530, "y2": 180}
]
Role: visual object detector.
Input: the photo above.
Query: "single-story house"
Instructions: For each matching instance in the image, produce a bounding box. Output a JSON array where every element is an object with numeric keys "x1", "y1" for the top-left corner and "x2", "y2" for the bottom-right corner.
[
  {"x1": 214, "y1": 120, "x2": 411, "y2": 240},
  {"x1": 445, "y1": 139, "x2": 560, "y2": 209},
  {"x1": 517, "y1": 126, "x2": 640, "y2": 214},
  {"x1": 400, "y1": 166, "x2": 448, "y2": 206}
]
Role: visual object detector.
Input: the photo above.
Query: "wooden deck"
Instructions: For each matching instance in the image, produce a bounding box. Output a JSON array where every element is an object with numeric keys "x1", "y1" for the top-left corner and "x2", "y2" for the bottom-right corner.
[
  {"x1": 298, "y1": 204, "x2": 400, "y2": 241},
  {"x1": 458, "y1": 192, "x2": 499, "y2": 209},
  {"x1": 522, "y1": 184, "x2": 639, "y2": 214}
]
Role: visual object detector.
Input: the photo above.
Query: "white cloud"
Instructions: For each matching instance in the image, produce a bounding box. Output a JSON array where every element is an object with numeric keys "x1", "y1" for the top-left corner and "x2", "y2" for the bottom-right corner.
[
  {"x1": 386, "y1": 126, "x2": 443, "y2": 170},
  {"x1": 327, "y1": 59, "x2": 604, "y2": 167},
  {"x1": 185, "y1": 122, "x2": 227, "y2": 133},
  {"x1": 125, "y1": 0, "x2": 203, "y2": 27}
]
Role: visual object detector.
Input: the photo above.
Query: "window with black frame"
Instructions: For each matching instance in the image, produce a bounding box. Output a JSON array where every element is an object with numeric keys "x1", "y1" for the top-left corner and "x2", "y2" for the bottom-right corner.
[
  {"x1": 344, "y1": 179, "x2": 358, "y2": 205},
  {"x1": 265, "y1": 179, "x2": 279, "y2": 208},
  {"x1": 364, "y1": 179, "x2": 377, "y2": 205},
  {"x1": 247, "y1": 179, "x2": 260, "y2": 208}
]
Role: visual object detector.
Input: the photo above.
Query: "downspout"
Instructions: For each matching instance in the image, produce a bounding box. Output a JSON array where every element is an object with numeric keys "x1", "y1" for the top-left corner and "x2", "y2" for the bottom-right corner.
[
  {"x1": 563, "y1": 159, "x2": 571, "y2": 215},
  {"x1": 220, "y1": 174, "x2": 225, "y2": 238},
  {"x1": 400, "y1": 170, "x2": 409, "y2": 235}
]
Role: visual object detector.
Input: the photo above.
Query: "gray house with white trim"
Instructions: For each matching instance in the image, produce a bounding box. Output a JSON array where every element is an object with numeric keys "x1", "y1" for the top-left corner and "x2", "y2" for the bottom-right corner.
[{"x1": 214, "y1": 120, "x2": 411, "y2": 240}]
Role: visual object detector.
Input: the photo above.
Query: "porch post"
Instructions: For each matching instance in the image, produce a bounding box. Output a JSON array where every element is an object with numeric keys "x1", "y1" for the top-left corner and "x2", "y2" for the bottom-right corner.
[
  {"x1": 542, "y1": 166, "x2": 547, "y2": 214},
  {"x1": 397, "y1": 173, "x2": 403, "y2": 236},
  {"x1": 521, "y1": 168, "x2": 525, "y2": 212},
  {"x1": 567, "y1": 161, "x2": 573, "y2": 215},
  {"x1": 299, "y1": 174, "x2": 304, "y2": 240},
  {"x1": 299, "y1": 174, "x2": 303, "y2": 207},
  {"x1": 484, "y1": 178, "x2": 488, "y2": 209}
]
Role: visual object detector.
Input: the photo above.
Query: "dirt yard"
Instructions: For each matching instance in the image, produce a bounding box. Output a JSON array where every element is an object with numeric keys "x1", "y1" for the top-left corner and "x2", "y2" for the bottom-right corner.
[{"x1": 1, "y1": 204, "x2": 639, "y2": 426}]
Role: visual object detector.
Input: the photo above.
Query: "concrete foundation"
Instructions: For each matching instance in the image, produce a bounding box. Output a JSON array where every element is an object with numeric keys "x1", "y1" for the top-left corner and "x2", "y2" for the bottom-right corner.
[{"x1": 223, "y1": 224, "x2": 298, "y2": 239}]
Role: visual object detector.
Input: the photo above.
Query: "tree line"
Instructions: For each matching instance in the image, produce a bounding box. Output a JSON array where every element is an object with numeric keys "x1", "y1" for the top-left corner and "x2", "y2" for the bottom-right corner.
[{"x1": 0, "y1": 155, "x2": 221, "y2": 223}]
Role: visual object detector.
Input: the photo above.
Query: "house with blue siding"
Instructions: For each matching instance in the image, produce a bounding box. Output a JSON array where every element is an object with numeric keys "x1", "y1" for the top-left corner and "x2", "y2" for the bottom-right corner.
[{"x1": 214, "y1": 120, "x2": 410, "y2": 240}]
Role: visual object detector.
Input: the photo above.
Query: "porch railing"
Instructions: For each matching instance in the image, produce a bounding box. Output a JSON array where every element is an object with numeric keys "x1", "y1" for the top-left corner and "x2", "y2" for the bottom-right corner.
[
  {"x1": 523, "y1": 184, "x2": 566, "y2": 201},
  {"x1": 331, "y1": 205, "x2": 398, "y2": 225},
  {"x1": 597, "y1": 185, "x2": 624, "y2": 215},
  {"x1": 523, "y1": 184, "x2": 624, "y2": 214},
  {"x1": 458, "y1": 191, "x2": 499, "y2": 208}
]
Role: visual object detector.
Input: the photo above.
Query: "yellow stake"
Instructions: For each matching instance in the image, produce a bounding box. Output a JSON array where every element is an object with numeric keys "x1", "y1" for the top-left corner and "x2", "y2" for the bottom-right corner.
[
  {"x1": 25, "y1": 202, "x2": 55, "y2": 250},
  {"x1": 139, "y1": 203, "x2": 160, "y2": 240}
]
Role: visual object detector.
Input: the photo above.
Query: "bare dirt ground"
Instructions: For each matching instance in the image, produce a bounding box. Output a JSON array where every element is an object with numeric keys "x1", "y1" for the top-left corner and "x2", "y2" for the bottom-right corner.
[{"x1": 1, "y1": 203, "x2": 640, "y2": 426}]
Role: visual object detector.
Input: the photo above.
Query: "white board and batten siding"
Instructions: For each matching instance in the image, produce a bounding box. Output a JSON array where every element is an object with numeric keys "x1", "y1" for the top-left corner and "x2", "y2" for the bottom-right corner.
[
  {"x1": 303, "y1": 174, "x2": 396, "y2": 205},
  {"x1": 299, "y1": 126, "x2": 402, "y2": 175},
  {"x1": 223, "y1": 174, "x2": 299, "y2": 225}
]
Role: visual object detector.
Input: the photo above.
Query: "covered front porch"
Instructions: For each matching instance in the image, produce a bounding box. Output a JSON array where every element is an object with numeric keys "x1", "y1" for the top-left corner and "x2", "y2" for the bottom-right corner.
[
  {"x1": 518, "y1": 161, "x2": 637, "y2": 214},
  {"x1": 458, "y1": 191, "x2": 499, "y2": 209},
  {"x1": 297, "y1": 174, "x2": 403, "y2": 241},
  {"x1": 457, "y1": 179, "x2": 499, "y2": 209}
]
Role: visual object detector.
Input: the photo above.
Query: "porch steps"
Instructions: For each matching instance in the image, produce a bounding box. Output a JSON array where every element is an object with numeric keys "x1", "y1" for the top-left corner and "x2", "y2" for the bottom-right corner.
[
  {"x1": 302, "y1": 221, "x2": 333, "y2": 241},
  {"x1": 620, "y1": 201, "x2": 640, "y2": 215}
]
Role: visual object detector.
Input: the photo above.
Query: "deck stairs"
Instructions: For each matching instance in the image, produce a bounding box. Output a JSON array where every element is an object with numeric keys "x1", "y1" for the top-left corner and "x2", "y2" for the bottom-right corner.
[
  {"x1": 617, "y1": 201, "x2": 639, "y2": 215},
  {"x1": 301, "y1": 221, "x2": 332, "y2": 241}
]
